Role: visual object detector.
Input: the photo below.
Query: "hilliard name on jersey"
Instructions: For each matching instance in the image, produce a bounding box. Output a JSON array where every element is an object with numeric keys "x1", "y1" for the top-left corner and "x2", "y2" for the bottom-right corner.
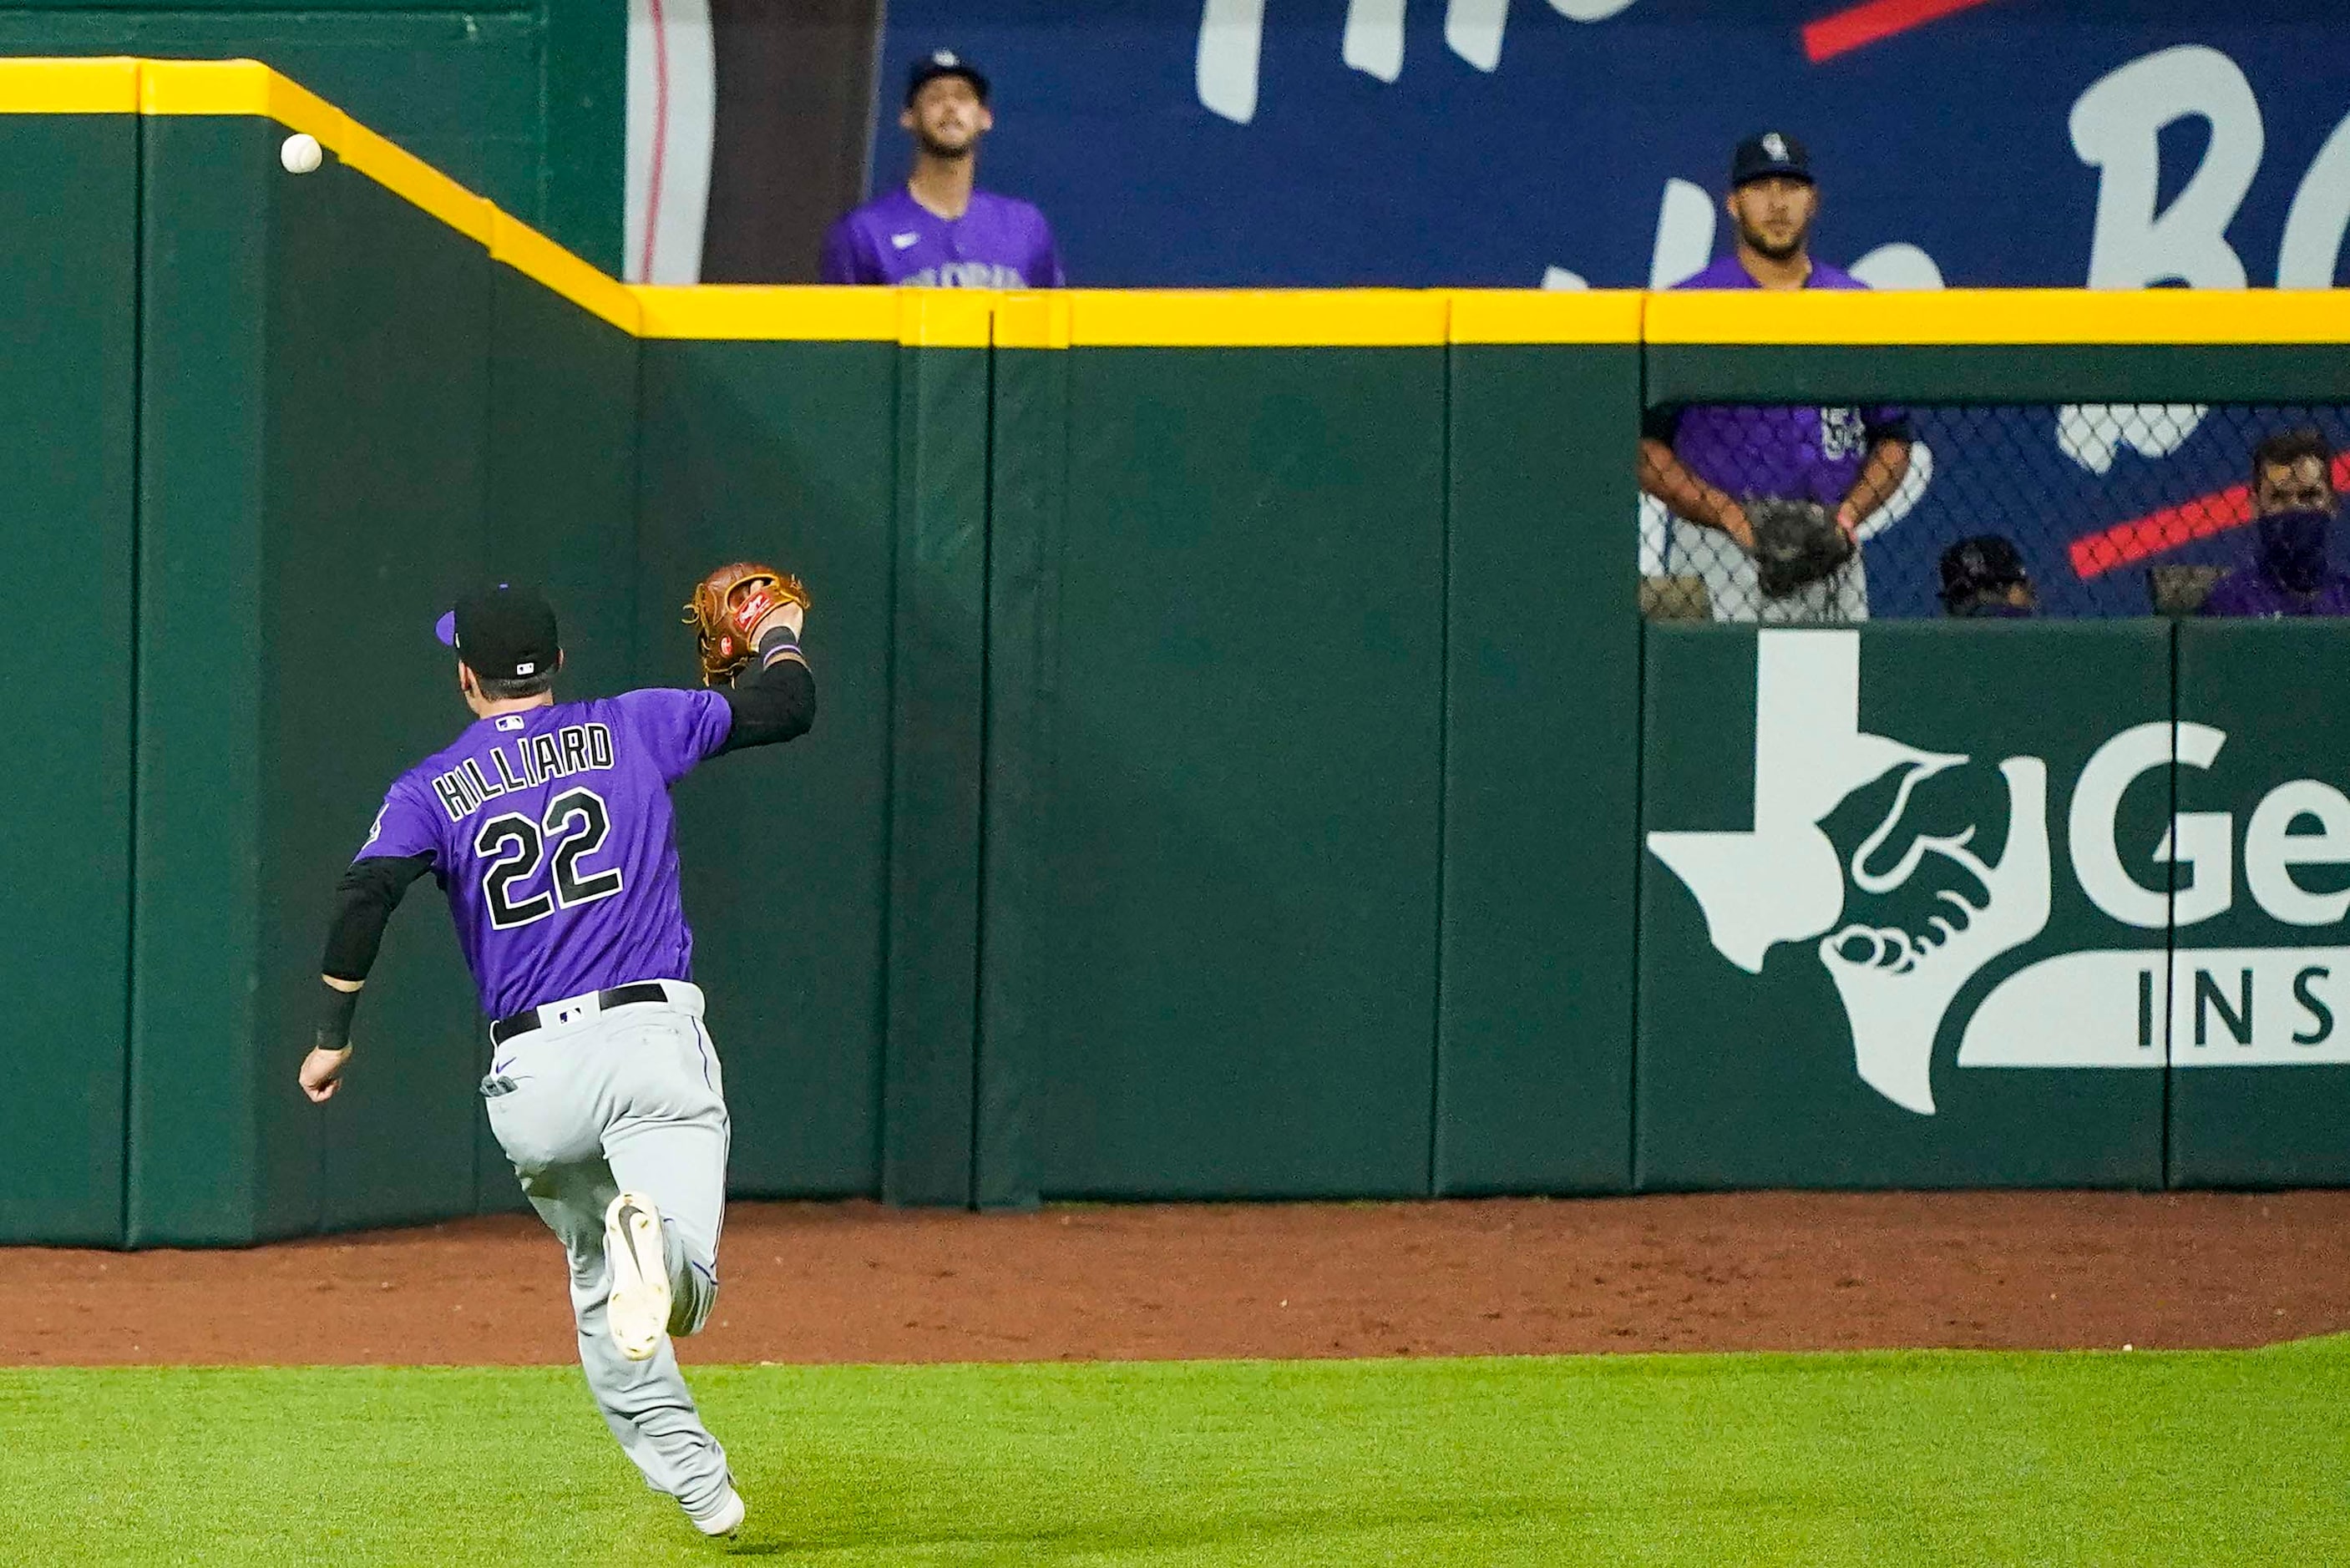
[{"x1": 431, "y1": 722, "x2": 616, "y2": 822}]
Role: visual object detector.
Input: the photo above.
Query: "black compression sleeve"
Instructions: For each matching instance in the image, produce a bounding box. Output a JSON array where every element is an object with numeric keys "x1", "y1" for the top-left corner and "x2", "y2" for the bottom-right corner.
[
  {"x1": 320, "y1": 852, "x2": 434, "y2": 983},
  {"x1": 315, "y1": 981, "x2": 359, "y2": 1054},
  {"x1": 718, "y1": 628, "x2": 818, "y2": 755}
]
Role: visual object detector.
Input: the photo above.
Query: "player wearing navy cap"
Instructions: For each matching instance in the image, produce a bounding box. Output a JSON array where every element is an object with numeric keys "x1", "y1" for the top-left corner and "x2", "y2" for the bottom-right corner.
[
  {"x1": 297, "y1": 573, "x2": 816, "y2": 1542},
  {"x1": 1939, "y1": 535, "x2": 2038, "y2": 617},
  {"x1": 819, "y1": 49, "x2": 1065, "y2": 288}
]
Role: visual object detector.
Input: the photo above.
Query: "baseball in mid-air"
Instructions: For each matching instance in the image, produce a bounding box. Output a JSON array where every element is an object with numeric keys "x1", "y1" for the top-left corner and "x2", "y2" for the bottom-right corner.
[{"x1": 281, "y1": 133, "x2": 323, "y2": 175}]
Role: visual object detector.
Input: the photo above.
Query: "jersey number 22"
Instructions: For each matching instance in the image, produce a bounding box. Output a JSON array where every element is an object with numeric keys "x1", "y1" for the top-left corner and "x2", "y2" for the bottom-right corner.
[{"x1": 475, "y1": 787, "x2": 626, "y2": 929}]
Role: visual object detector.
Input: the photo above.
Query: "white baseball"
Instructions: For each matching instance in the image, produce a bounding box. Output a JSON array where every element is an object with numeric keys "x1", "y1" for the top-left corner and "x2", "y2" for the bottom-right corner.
[{"x1": 280, "y1": 133, "x2": 322, "y2": 175}]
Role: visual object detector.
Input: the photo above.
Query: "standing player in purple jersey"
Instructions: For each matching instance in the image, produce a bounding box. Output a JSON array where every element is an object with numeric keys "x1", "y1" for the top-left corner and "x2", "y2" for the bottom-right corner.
[
  {"x1": 296, "y1": 575, "x2": 815, "y2": 1542},
  {"x1": 1638, "y1": 133, "x2": 1913, "y2": 623},
  {"x1": 819, "y1": 49, "x2": 1064, "y2": 289}
]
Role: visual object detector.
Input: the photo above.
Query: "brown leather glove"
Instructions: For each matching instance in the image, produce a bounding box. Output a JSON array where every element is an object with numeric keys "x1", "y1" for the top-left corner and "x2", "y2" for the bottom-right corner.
[{"x1": 685, "y1": 562, "x2": 810, "y2": 685}]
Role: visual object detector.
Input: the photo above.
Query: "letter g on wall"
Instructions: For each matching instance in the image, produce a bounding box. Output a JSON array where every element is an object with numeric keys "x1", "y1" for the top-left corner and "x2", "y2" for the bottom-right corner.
[{"x1": 2070, "y1": 722, "x2": 2231, "y2": 929}]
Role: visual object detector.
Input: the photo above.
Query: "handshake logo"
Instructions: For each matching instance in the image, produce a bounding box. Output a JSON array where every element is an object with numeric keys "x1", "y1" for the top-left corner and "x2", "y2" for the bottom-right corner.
[
  {"x1": 1648, "y1": 632, "x2": 2049, "y2": 1114},
  {"x1": 1649, "y1": 630, "x2": 2350, "y2": 1115}
]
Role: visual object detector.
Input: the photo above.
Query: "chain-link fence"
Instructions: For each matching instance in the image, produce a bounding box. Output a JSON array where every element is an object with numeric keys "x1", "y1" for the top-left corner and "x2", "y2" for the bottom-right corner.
[{"x1": 1637, "y1": 402, "x2": 2350, "y2": 621}]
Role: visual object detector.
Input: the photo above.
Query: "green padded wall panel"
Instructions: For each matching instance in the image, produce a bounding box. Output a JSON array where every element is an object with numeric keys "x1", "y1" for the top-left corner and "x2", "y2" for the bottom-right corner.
[
  {"x1": 635, "y1": 340, "x2": 899, "y2": 1198},
  {"x1": 1436, "y1": 342, "x2": 1641, "y2": 1194},
  {"x1": 0, "y1": 112, "x2": 139, "y2": 1244},
  {"x1": 998, "y1": 346, "x2": 1447, "y2": 1198}
]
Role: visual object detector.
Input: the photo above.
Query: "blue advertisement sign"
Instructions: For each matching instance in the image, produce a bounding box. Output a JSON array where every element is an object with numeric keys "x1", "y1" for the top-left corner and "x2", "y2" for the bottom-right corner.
[{"x1": 876, "y1": 0, "x2": 2350, "y2": 291}]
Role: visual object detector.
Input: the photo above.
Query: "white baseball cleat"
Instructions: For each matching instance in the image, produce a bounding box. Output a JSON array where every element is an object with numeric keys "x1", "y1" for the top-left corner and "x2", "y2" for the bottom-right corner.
[
  {"x1": 692, "y1": 1487, "x2": 747, "y2": 1539},
  {"x1": 604, "y1": 1191, "x2": 672, "y2": 1363}
]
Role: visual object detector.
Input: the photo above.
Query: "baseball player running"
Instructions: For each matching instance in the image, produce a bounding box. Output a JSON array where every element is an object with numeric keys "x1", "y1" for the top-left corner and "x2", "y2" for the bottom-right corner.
[{"x1": 296, "y1": 567, "x2": 815, "y2": 1541}]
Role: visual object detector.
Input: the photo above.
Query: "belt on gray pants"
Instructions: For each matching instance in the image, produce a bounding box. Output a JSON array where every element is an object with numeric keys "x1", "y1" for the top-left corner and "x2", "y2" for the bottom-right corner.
[{"x1": 490, "y1": 982, "x2": 671, "y2": 1047}]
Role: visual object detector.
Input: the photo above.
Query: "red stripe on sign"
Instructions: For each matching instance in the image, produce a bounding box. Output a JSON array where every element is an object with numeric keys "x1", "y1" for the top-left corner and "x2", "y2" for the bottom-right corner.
[
  {"x1": 2069, "y1": 453, "x2": 2350, "y2": 579},
  {"x1": 1802, "y1": 0, "x2": 2004, "y2": 63}
]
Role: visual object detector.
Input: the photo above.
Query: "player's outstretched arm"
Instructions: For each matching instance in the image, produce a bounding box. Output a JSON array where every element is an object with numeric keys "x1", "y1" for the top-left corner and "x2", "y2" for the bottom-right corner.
[
  {"x1": 683, "y1": 563, "x2": 818, "y2": 753},
  {"x1": 718, "y1": 619, "x2": 818, "y2": 754},
  {"x1": 300, "y1": 851, "x2": 433, "y2": 1104}
]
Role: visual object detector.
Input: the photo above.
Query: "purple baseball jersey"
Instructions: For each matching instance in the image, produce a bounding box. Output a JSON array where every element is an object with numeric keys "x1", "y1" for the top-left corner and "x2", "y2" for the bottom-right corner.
[
  {"x1": 819, "y1": 187, "x2": 1063, "y2": 288},
  {"x1": 359, "y1": 689, "x2": 733, "y2": 1019},
  {"x1": 1655, "y1": 256, "x2": 1907, "y2": 508},
  {"x1": 2201, "y1": 563, "x2": 2350, "y2": 617}
]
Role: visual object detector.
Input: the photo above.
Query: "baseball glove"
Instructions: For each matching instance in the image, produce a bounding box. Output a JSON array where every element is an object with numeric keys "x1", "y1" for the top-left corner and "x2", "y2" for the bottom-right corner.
[
  {"x1": 685, "y1": 562, "x2": 810, "y2": 685},
  {"x1": 1747, "y1": 496, "x2": 1855, "y2": 599}
]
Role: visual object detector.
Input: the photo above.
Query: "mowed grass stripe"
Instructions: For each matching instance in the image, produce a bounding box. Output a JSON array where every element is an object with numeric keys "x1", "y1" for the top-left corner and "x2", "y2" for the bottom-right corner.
[{"x1": 0, "y1": 1345, "x2": 2344, "y2": 1565}]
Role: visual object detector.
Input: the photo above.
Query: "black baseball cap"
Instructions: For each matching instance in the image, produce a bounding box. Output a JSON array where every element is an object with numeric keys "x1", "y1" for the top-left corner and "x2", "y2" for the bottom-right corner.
[
  {"x1": 907, "y1": 48, "x2": 988, "y2": 105},
  {"x1": 1938, "y1": 535, "x2": 2030, "y2": 606},
  {"x1": 434, "y1": 584, "x2": 560, "y2": 682},
  {"x1": 1731, "y1": 131, "x2": 1813, "y2": 188}
]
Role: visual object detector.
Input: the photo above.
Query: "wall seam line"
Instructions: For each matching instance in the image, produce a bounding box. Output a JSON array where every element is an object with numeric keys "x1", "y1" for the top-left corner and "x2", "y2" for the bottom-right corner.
[
  {"x1": 2162, "y1": 618, "x2": 2180, "y2": 1190},
  {"x1": 874, "y1": 341, "x2": 905, "y2": 1200},
  {"x1": 1627, "y1": 306, "x2": 1650, "y2": 1193},
  {"x1": 969, "y1": 326, "x2": 998, "y2": 1210},
  {"x1": 119, "y1": 73, "x2": 146, "y2": 1250},
  {"x1": 1426, "y1": 331, "x2": 1452, "y2": 1198}
]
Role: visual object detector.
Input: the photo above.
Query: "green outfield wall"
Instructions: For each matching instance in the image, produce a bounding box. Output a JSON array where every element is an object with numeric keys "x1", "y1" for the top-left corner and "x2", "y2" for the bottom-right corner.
[
  {"x1": 1439, "y1": 308, "x2": 1646, "y2": 1196},
  {"x1": 127, "y1": 94, "x2": 645, "y2": 1243},
  {"x1": 8, "y1": 65, "x2": 2350, "y2": 1243},
  {"x1": 0, "y1": 92, "x2": 139, "y2": 1246},
  {"x1": 987, "y1": 328, "x2": 1451, "y2": 1201},
  {"x1": 2168, "y1": 623, "x2": 2350, "y2": 1187}
]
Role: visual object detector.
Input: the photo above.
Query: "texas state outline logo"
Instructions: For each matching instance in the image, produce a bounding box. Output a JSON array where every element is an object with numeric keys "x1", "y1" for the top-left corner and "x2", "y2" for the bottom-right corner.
[{"x1": 1648, "y1": 630, "x2": 2350, "y2": 1115}]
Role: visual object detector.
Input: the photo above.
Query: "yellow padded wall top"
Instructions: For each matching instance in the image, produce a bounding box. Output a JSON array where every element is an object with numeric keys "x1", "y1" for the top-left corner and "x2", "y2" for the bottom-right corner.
[
  {"x1": 1065, "y1": 290, "x2": 1448, "y2": 347},
  {"x1": 1448, "y1": 291, "x2": 1643, "y2": 346},
  {"x1": 0, "y1": 56, "x2": 138, "y2": 112},
  {"x1": 1647, "y1": 287, "x2": 2350, "y2": 346},
  {"x1": 634, "y1": 286, "x2": 903, "y2": 341},
  {"x1": 492, "y1": 211, "x2": 640, "y2": 335}
]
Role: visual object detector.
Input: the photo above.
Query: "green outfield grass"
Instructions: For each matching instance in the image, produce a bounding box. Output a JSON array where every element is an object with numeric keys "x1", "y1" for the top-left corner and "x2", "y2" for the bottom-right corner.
[{"x1": 3, "y1": 1341, "x2": 2345, "y2": 1565}]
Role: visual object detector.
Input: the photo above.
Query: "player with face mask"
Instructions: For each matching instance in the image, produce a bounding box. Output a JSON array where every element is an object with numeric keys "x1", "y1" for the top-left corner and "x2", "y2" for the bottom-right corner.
[
  {"x1": 819, "y1": 50, "x2": 1065, "y2": 288},
  {"x1": 2202, "y1": 427, "x2": 2350, "y2": 617}
]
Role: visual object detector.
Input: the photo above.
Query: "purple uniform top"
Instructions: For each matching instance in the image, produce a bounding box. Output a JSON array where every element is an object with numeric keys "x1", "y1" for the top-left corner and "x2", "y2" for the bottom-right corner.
[
  {"x1": 1649, "y1": 256, "x2": 1909, "y2": 507},
  {"x1": 359, "y1": 688, "x2": 732, "y2": 1019},
  {"x1": 819, "y1": 187, "x2": 1063, "y2": 288},
  {"x1": 2201, "y1": 562, "x2": 2350, "y2": 618}
]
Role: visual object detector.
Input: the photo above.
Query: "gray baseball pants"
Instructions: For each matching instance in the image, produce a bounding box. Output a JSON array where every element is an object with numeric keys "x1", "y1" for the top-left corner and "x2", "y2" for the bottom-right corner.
[{"x1": 479, "y1": 979, "x2": 734, "y2": 1520}]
